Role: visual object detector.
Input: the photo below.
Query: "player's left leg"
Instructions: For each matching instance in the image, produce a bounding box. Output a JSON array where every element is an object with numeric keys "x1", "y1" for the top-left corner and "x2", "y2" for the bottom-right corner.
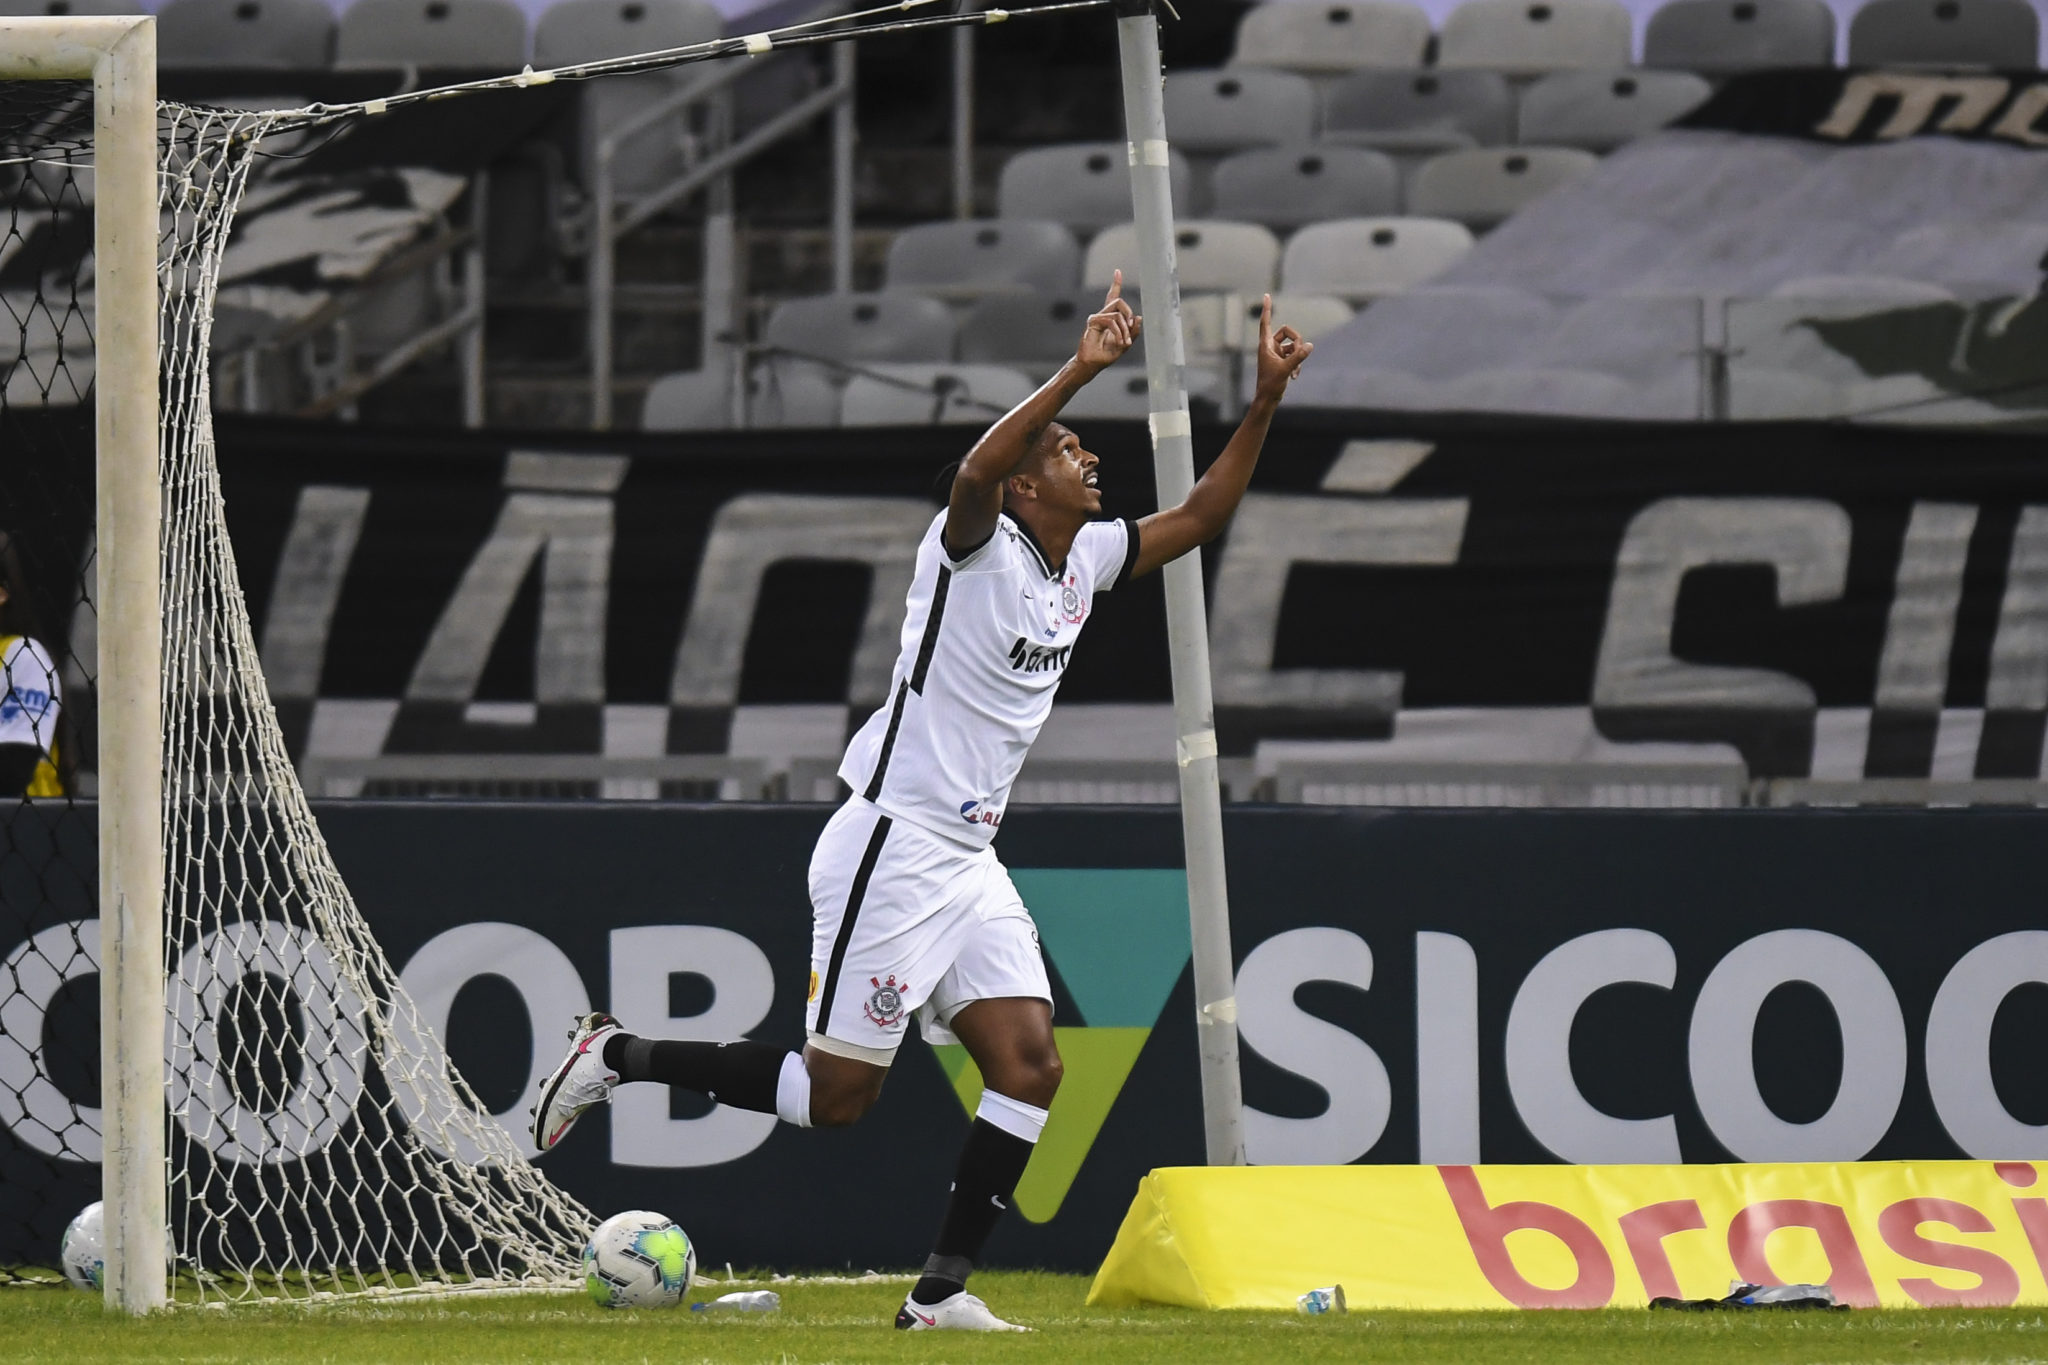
[{"x1": 896, "y1": 879, "x2": 1059, "y2": 1332}]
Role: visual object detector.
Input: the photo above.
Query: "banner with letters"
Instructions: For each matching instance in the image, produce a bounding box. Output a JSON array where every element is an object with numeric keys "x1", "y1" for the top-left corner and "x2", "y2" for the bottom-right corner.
[
  {"x1": 160, "y1": 413, "x2": 2048, "y2": 783},
  {"x1": 1679, "y1": 67, "x2": 2048, "y2": 147},
  {"x1": 1089, "y1": 1161, "x2": 2048, "y2": 1310},
  {"x1": 5, "y1": 800, "x2": 2046, "y2": 1271}
]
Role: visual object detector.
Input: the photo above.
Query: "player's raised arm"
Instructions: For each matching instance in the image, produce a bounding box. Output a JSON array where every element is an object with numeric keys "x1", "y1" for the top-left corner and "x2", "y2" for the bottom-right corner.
[
  {"x1": 943, "y1": 272, "x2": 1140, "y2": 559},
  {"x1": 1129, "y1": 293, "x2": 1312, "y2": 579}
]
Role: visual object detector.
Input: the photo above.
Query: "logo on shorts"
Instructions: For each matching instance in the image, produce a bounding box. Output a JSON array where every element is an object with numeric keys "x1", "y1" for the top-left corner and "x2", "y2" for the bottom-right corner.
[{"x1": 864, "y1": 975, "x2": 907, "y2": 1028}]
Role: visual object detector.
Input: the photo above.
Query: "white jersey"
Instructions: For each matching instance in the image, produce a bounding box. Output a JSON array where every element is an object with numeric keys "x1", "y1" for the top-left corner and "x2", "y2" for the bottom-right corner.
[
  {"x1": 0, "y1": 635, "x2": 60, "y2": 754},
  {"x1": 840, "y1": 509, "x2": 1138, "y2": 849}
]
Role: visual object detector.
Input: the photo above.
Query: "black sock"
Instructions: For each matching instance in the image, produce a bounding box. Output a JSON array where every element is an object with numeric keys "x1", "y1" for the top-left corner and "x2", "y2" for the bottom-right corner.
[
  {"x1": 600, "y1": 1034, "x2": 786, "y2": 1114},
  {"x1": 909, "y1": 1117, "x2": 1036, "y2": 1306}
]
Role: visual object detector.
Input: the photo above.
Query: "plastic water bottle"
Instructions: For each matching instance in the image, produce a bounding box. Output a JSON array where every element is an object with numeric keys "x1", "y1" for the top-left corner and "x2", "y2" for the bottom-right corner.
[{"x1": 691, "y1": 1290, "x2": 781, "y2": 1312}]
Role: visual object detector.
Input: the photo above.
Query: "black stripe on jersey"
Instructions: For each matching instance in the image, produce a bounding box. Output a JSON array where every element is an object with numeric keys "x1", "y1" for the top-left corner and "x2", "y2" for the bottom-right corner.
[
  {"x1": 862, "y1": 681, "x2": 909, "y2": 803},
  {"x1": 910, "y1": 565, "x2": 952, "y2": 694},
  {"x1": 815, "y1": 812, "x2": 892, "y2": 1030},
  {"x1": 1113, "y1": 517, "x2": 1141, "y2": 591}
]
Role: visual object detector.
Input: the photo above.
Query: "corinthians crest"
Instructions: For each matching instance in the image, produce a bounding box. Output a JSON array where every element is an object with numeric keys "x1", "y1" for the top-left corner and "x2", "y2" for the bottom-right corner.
[
  {"x1": 1060, "y1": 573, "x2": 1085, "y2": 623},
  {"x1": 864, "y1": 975, "x2": 908, "y2": 1028}
]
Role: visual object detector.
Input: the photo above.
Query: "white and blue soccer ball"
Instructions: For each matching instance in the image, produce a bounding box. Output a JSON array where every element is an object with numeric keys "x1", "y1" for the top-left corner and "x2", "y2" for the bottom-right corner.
[
  {"x1": 583, "y1": 1210, "x2": 695, "y2": 1310},
  {"x1": 60, "y1": 1200, "x2": 104, "y2": 1293}
]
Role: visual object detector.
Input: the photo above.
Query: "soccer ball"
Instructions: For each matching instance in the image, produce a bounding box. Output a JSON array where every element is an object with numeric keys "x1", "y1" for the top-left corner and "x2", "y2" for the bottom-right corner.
[
  {"x1": 60, "y1": 1201, "x2": 104, "y2": 1293},
  {"x1": 583, "y1": 1210, "x2": 695, "y2": 1309}
]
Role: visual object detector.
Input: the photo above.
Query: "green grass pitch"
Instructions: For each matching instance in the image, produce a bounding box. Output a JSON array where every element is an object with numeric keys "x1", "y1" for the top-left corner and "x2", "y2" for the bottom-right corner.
[{"x1": 8, "y1": 1272, "x2": 2048, "y2": 1363}]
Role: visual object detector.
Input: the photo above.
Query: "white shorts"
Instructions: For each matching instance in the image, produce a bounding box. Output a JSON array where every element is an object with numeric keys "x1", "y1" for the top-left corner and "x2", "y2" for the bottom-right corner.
[{"x1": 804, "y1": 797, "x2": 1050, "y2": 1064}]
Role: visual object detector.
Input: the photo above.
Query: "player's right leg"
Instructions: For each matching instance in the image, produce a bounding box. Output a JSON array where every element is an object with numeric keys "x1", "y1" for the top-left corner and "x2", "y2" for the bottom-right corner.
[{"x1": 532, "y1": 798, "x2": 951, "y2": 1152}]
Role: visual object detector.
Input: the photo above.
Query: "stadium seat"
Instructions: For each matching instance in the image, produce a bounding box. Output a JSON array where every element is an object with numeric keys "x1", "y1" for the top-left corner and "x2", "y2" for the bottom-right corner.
[
  {"x1": 534, "y1": 0, "x2": 720, "y2": 65},
  {"x1": 535, "y1": 0, "x2": 725, "y2": 197},
  {"x1": 1517, "y1": 70, "x2": 1712, "y2": 152},
  {"x1": 1847, "y1": 0, "x2": 2038, "y2": 69},
  {"x1": 1231, "y1": 0, "x2": 1432, "y2": 73},
  {"x1": 158, "y1": 0, "x2": 336, "y2": 68},
  {"x1": 998, "y1": 143, "x2": 1196, "y2": 233},
  {"x1": 1084, "y1": 221, "x2": 1282, "y2": 295},
  {"x1": 641, "y1": 367, "x2": 737, "y2": 430},
  {"x1": 1437, "y1": 0, "x2": 1634, "y2": 74},
  {"x1": 1208, "y1": 146, "x2": 1402, "y2": 230},
  {"x1": 762, "y1": 292, "x2": 957, "y2": 366},
  {"x1": 1163, "y1": 69, "x2": 1317, "y2": 153},
  {"x1": 1643, "y1": 0, "x2": 1836, "y2": 73},
  {"x1": 1280, "y1": 217, "x2": 1476, "y2": 300},
  {"x1": 883, "y1": 220, "x2": 1082, "y2": 301},
  {"x1": 1061, "y1": 366, "x2": 1226, "y2": 418},
  {"x1": 838, "y1": 363, "x2": 1038, "y2": 426},
  {"x1": 1234, "y1": 292, "x2": 1357, "y2": 350},
  {"x1": 336, "y1": 0, "x2": 529, "y2": 68},
  {"x1": 1409, "y1": 146, "x2": 1601, "y2": 229},
  {"x1": 957, "y1": 290, "x2": 1134, "y2": 370},
  {"x1": 1320, "y1": 69, "x2": 1514, "y2": 152}
]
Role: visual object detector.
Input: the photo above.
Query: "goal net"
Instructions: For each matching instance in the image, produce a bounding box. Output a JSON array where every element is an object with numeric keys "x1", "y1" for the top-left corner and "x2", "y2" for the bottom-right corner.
[{"x1": 0, "y1": 64, "x2": 593, "y2": 1302}]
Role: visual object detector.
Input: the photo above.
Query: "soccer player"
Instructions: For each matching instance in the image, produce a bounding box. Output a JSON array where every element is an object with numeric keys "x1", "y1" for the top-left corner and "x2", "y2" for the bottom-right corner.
[
  {"x1": 534, "y1": 272, "x2": 1311, "y2": 1330},
  {"x1": 0, "y1": 532, "x2": 64, "y2": 799}
]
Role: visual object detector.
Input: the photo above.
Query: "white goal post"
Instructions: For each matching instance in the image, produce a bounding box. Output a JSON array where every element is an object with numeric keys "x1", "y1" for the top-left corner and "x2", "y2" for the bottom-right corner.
[{"x1": 0, "y1": 15, "x2": 162, "y2": 1316}]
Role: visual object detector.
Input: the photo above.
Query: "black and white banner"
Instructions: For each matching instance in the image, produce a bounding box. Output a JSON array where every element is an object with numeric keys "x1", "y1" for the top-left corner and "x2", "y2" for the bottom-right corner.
[
  {"x1": 1680, "y1": 66, "x2": 2048, "y2": 147},
  {"x1": 190, "y1": 414, "x2": 2048, "y2": 783}
]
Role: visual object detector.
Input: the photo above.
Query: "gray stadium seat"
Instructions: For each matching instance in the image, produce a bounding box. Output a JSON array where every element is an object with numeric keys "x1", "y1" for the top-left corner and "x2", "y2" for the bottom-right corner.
[
  {"x1": 1517, "y1": 70, "x2": 1713, "y2": 152},
  {"x1": 534, "y1": 0, "x2": 720, "y2": 65},
  {"x1": 884, "y1": 220, "x2": 1082, "y2": 301},
  {"x1": 158, "y1": 0, "x2": 336, "y2": 68},
  {"x1": 1643, "y1": 0, "x2": 1836, "y2": 73},
  {"x1": 957, "y1": 290, "x2": 1134, "y2": 370},
  {"x1": 838, "y1": 363, "x2": 1037, "y2": 426},
  {"x1": 1084, "y1": 221, "x2": 1282, "y2": 295},
  {"x1": 535, "y1": 1, "x2": 724, "y2": 197},
  {"x1": 1233, "y1": 293, "x2": 1357, "y2": 350},
  {"x1": 1280, "y1": 216, "x2": 1476, "y2": 299},
  {"x1": 1321, "y1": 69, "x2": 1514, "y2": 153},
  {"x1": 763, "y1": 292, "x2": 957, "y2": 366},
  {"x1": 1847, "y1": 0, "x2": 2038, "y2": 68},
  {"x1": 1438, "y1": 0, "x2": 1635, "y2": 73},
  {"x1": 1208, "y1": 146, "x2": 1401, "y2": 230},
  {"x1": 648, "y1": 360, "x2": 846, "y2": 428},
  {"x1": 997, "y1": 143, "x2": 1196, "y2": 233},
  {"x1": 1163, "y1": 68, "x2": 1317, "y2": 153},
  {"x1": 1231, "y1": 0, "x2": 1432, "y2": 73},
  {"x1": 336, "y1": 0, "x2": 529, "y2": 68},
  {"x1": 1409, "y1": 146, "x2": 1601, "y2": 229}
]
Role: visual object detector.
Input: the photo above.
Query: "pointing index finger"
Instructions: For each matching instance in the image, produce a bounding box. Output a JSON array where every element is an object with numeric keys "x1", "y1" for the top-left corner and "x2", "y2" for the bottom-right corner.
[
  {"x1": 1259, "y1": 293, "x2": 1272, "y2": 349},
  {"x1": 1105, "y1": 268, "x2": 1123, "y2": 307}
]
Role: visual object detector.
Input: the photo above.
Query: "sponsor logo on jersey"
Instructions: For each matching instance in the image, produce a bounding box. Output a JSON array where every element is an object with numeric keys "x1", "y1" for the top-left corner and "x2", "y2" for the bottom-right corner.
[
  {"x1": 807, "y1": 969, "x2": 819, "y2": 1004},
  {"x1": 864, "y1": 975, "x2": 907, "y2": 1028},
  {"x1": 959, "y1": 800, "x2": 1003, "y2": 829},
  {"x1": 0, "y1": 685, "x2": 50, "y2": 725},
  {"x1": 1007, "y1": 636, "x2": 1071, "y2": 674}
]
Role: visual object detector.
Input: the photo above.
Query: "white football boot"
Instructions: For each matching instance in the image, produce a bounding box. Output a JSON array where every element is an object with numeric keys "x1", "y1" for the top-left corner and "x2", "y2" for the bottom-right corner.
[
  {"x1": 894, "y1": 1290, "x2": 1029, "y2": 1332},
  {"x1": 531, "y1": 1012, "x2": 623, "y2": 1153}
]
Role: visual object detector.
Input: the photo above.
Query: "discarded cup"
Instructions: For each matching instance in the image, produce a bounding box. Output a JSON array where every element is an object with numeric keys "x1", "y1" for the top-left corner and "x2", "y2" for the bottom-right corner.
[
  {"x1": 691, "y1": 1290, "x2": 781, "y2": 1312},
  {"x1": 1298, "y1": 1285, "x2": 1347, "y2": 1315}
]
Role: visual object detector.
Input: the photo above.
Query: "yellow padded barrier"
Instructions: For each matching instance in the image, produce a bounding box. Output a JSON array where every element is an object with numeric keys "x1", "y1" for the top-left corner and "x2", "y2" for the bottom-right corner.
[{"x1": 1087, "y1": 1161, "x2": 2048, "y2": 1310}]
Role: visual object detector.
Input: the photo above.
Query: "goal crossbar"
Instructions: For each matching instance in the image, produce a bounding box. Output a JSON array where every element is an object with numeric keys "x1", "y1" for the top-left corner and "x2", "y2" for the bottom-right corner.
[{"x1": 0, "y1": 14, "x2": 163, "y2": 1317}]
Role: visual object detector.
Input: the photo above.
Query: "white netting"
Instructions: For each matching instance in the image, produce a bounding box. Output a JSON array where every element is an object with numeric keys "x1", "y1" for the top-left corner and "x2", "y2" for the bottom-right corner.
[
  {"x1": 0, "y1": 86, "x2": 593, "y2": 1298},
  {"x1": 156, "y1": 102, "x2": 595, "y2": 1301}
]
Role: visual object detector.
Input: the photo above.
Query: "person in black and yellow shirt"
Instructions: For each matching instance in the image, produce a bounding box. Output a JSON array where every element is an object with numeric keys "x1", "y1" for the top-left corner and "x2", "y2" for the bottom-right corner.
[{"x1": 0, "y1": 533, "x2": 62, "y2": 799}]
